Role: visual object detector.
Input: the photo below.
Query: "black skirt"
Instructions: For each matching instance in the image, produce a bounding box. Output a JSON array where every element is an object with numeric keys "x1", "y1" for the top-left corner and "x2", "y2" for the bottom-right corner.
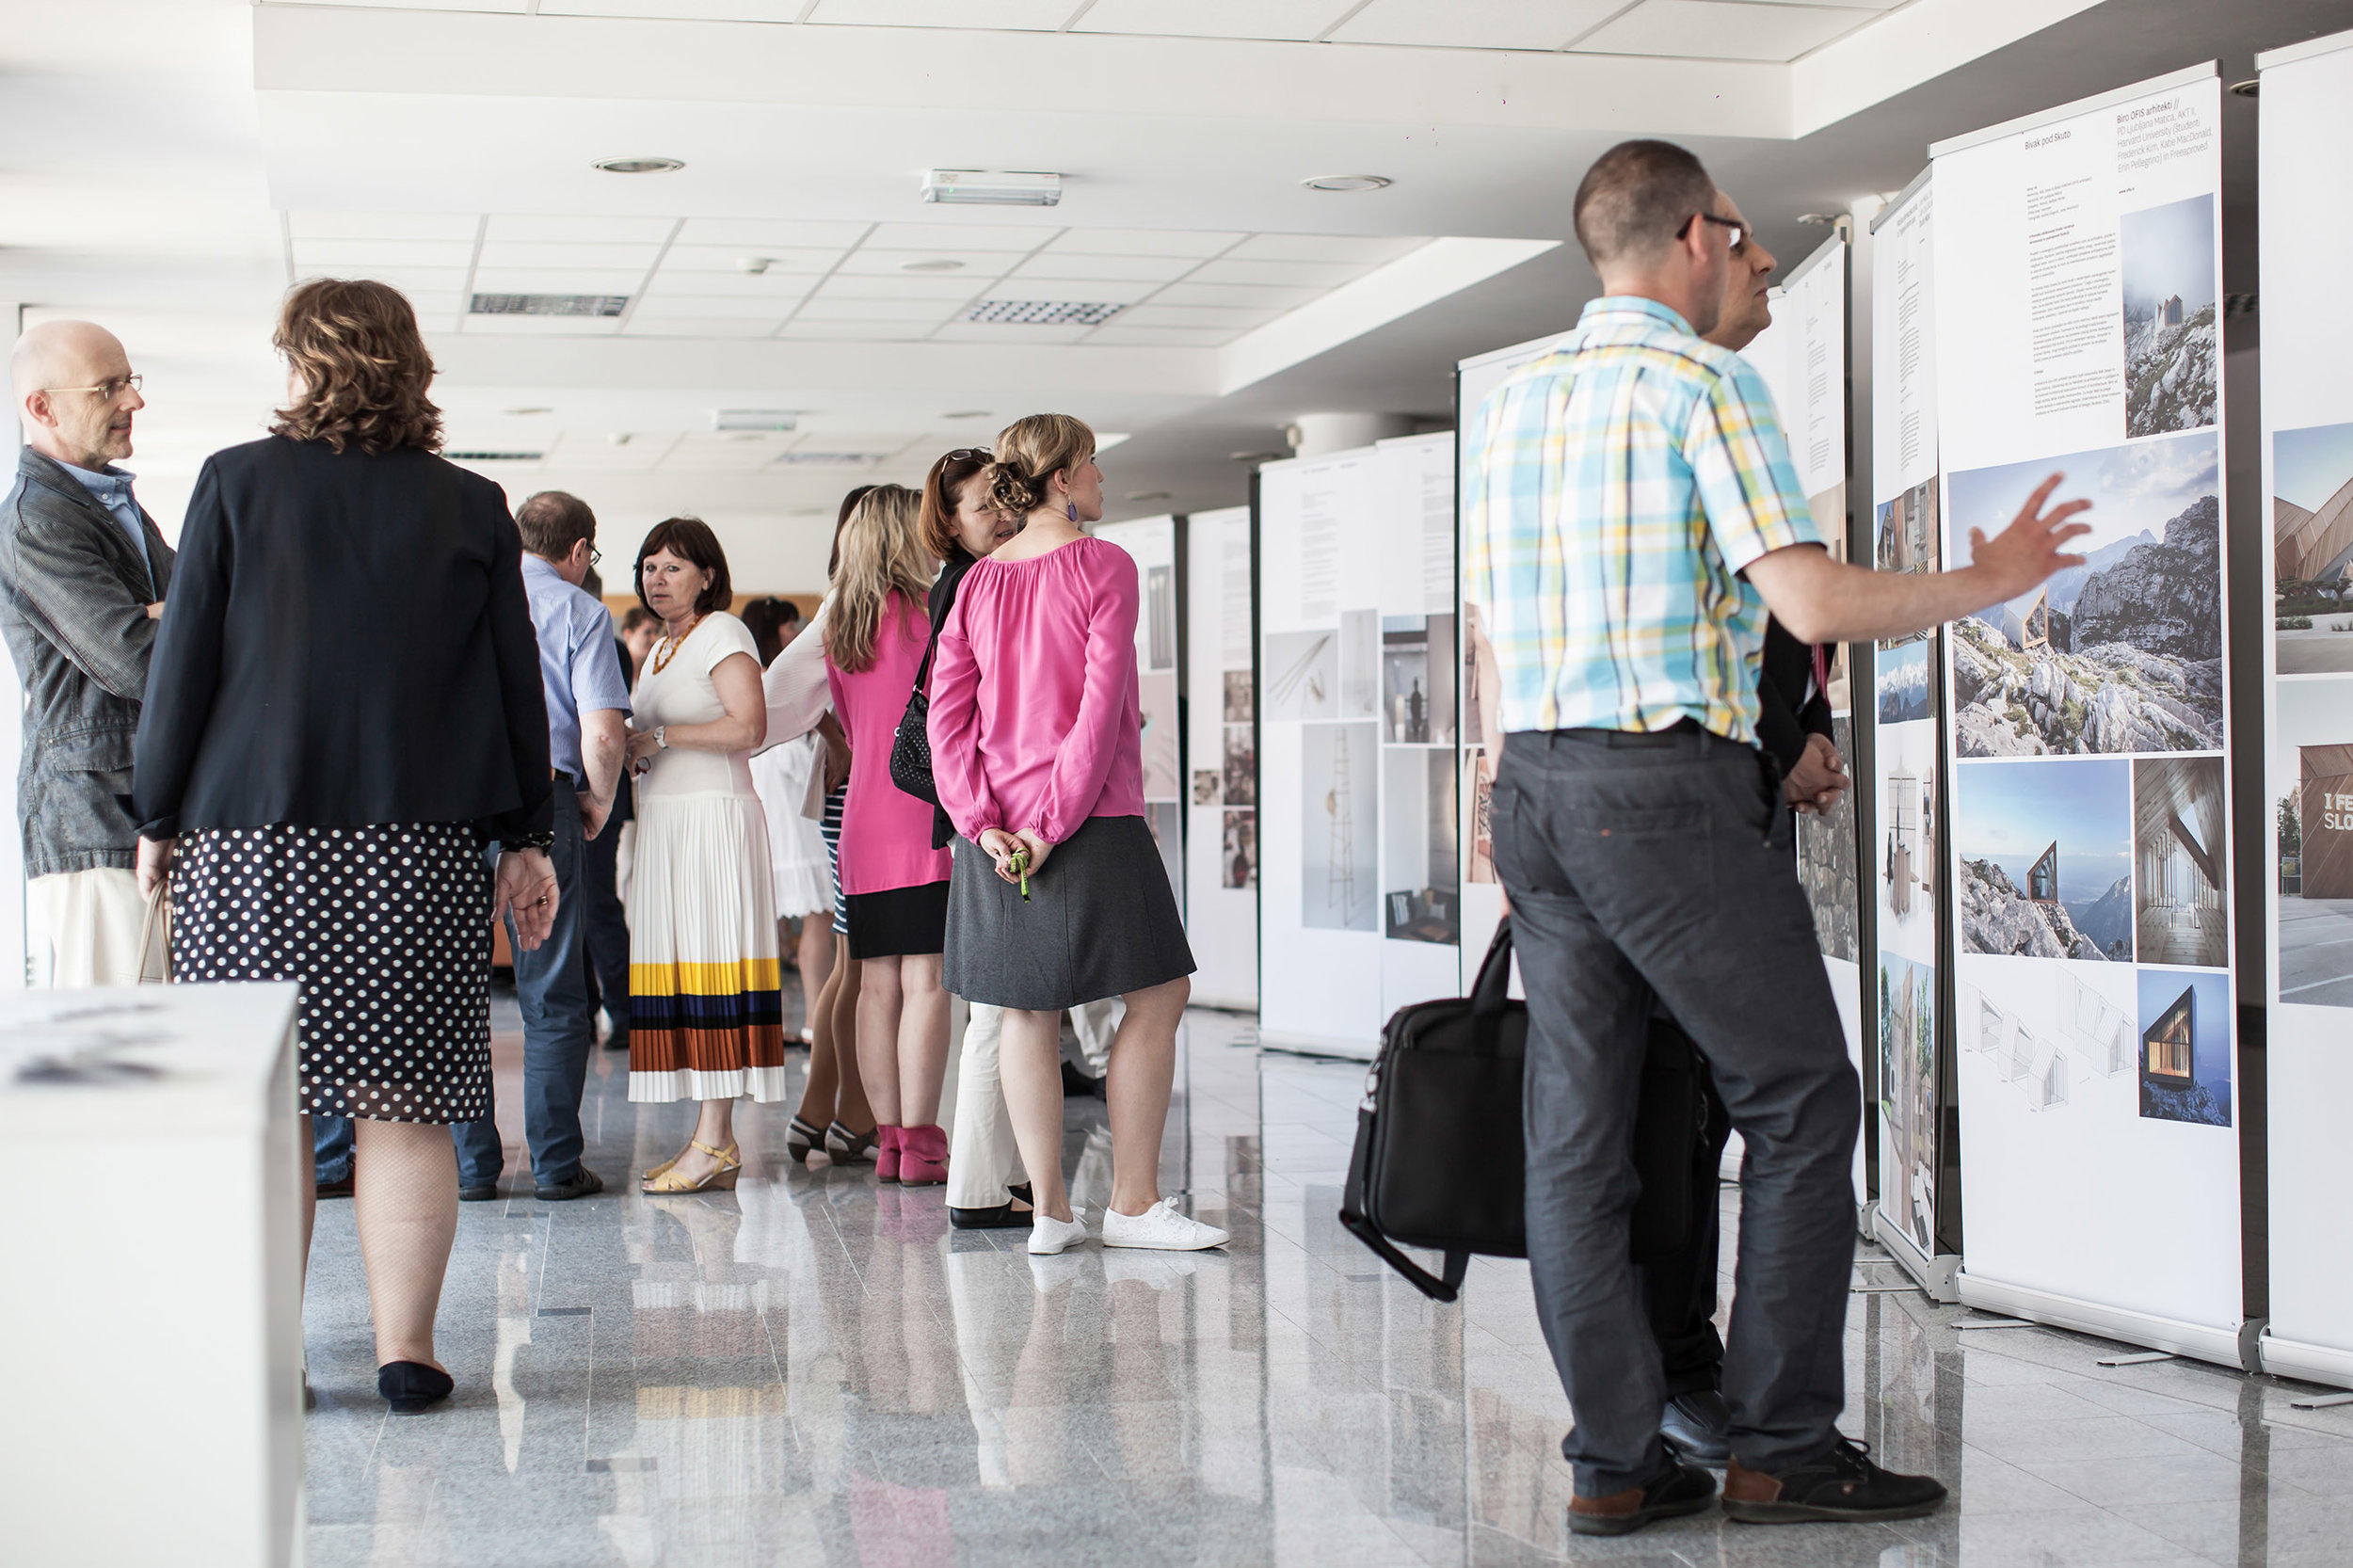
[
  {"x1": 943, "y1": 813, "x2": 1194, "y2": 1012},
  {"x1": 844, "y1": 878, "x2": 949, "y2": 960}
]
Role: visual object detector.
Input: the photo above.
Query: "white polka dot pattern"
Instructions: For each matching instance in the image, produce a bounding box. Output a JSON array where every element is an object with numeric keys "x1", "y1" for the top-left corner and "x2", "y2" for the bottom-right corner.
[{"x1": 169, "y1": 822, "x2": 493, "y2": 1124}]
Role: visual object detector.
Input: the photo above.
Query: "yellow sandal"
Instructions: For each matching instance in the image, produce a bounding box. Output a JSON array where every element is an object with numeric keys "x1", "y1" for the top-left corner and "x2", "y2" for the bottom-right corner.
[{"x1": 640, "y1": 1139, "x2": 742, "y2": 1193}]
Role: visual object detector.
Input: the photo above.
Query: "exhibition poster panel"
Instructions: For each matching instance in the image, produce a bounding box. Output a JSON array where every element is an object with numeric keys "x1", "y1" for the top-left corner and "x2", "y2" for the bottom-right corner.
[
  {"x1": 1867, "y1": 172, "x2": 1950, "y2": 1262},
  {"x1": 1372, "y1": 434, "x2": 1465, "y2": 1016},
  {"x1": 1094, "y1": 517, "x2": 1185, "y2": 913},
  {"x1": 2257, "y1": 28, "x2": 2353, "y2": 1386},
  {"x1": 1258, "y1": 452, "x2": 1385, "y2": 1052},
  {"x1": 1753, "y1": 237, "x2": 1867, "y2": 1208},
  {"x1": 1456, "y1": 330, "x2": 1571, "y2": 986},
  {"x1": 1933, "y1": 68, "x2": 2242, "y2": 1350},
  {"x1": 1183, "y1": 505, "x2": 1258, "y2": 1011}
]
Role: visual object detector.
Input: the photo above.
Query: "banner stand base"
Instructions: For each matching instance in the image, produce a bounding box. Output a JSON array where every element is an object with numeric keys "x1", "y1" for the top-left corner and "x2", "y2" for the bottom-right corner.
[
  {"x1": 2260, "y1": 1329, "x2": 2353, "y2": 1392},
  {"x1": 1257, "y1": 1031, "x2": 1377, "y2": 1063},
  {"x1": 1869, "y1": 1208, "x2": 1960, "y2": 1302},
  {"x1": 1856, "y1": 1199, "x2": 1876, "y2": 1240},
  {"x1": 1955, "y1": 1272, "x2": 2251, "y2": 1372}
]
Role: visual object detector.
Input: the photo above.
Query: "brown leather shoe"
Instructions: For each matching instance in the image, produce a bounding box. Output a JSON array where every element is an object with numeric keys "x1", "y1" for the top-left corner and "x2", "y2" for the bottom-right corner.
[{"x1": 1567, "y1": 1456, "x2": 1718, "y2": 1537}]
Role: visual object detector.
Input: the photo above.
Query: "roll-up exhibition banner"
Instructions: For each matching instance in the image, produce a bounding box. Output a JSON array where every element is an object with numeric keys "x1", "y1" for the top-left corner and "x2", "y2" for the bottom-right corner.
[
  {"x1": 1183, "y1": 504, "x2": 1258, "y2": 1012},
  {"x1": 2257, "y1": 27, "x2": 2353, "y2": 1392},
  {"x1": 1093, "y1": 515, "x2": 1186, "y2": 918},
  {"x1": 1866, "y1": 171, "x2": 1961, "y2": 1295},
  {"x1": 1748, "y1": 234, "x2": 1869, "y2": 1217},
  {"x1": 1932, "y1": 65, "x2": 2247, "y2": 1368}
]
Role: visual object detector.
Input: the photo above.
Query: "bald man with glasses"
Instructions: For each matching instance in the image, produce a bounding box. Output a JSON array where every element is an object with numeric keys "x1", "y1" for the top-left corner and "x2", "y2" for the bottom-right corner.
[{"x1": 2, "y1": 320, "x2": 174, "y2": 984}]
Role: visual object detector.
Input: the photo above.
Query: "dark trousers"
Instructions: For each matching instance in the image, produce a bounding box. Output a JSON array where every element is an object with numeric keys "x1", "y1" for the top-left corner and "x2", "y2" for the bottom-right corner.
[
  {"x1": 314, "y1": 1114, "x2": 352, "y2": 1183},
  {"x1": 1492, "y1": 726, "x2": 1859, "y2": 1495},
  {"x1": 1641, "y1": 1032, "x2": 1735, "y2": 1398},
  {"x1": 454, "y1": 790, "x2": 594, "y2": 1188},
  {"x1": 582, "y1": 794, "x2": 631, "y2": 1032}
]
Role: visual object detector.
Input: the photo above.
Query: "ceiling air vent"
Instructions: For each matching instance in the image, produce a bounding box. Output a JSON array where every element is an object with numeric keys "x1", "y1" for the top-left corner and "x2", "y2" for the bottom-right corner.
[
  {"x1": 713, "y1": 410, "x2": 800, "y2": 433},
  {"x1": 773, "y1": 452, "x2": 888, "y2": 467},
  {"x1": 470, "y1": 294, "x2": 629, "y2": 317},
  {"x1": 446, "y1": 450, "x2": 545, "y2": 462},
  {"x1": 961, "y1": 299, "x2": 1124, "y2": 327}
]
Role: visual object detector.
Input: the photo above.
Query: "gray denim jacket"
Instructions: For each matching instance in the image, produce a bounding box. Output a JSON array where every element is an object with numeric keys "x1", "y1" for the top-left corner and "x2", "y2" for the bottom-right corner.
[{"x1": 0, "y1": 448, "x2": 177, "y2": 876}]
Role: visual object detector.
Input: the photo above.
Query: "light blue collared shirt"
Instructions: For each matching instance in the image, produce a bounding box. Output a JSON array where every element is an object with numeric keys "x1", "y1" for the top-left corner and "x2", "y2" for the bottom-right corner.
[
  {"x1": 521, "y1": 553, "x2": 632, "y2": 783},
  {"x1": 57, "y1": 460, "x2": 152, "y2": 594}
]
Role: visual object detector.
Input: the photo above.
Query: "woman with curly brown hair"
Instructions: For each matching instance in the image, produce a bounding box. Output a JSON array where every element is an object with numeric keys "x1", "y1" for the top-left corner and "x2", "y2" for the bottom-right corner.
[{"x1": 133, "y1": 277, "x2": 560, "y2": 1415}]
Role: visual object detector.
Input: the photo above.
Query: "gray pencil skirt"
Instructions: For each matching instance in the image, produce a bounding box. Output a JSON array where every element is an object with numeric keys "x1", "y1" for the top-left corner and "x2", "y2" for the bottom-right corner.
[{"x1": 942, "y1": 813, "x2": 1195, "y2": 1012}]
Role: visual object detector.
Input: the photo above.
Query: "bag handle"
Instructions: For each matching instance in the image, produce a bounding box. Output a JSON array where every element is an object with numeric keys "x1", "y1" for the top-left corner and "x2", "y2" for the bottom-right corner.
[
  {"x1": 1338, "y1": 1203, "x2": 1471, "y2": 1303},
  {"x1": 1469, "y1": 917, "x2": 1514, "y2": 1055}
]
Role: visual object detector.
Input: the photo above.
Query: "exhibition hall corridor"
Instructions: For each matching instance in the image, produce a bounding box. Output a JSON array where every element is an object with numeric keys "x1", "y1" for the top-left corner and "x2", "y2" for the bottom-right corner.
[{"x1": 295, "y1": 987, "x2": 2353, "y2": 1568}]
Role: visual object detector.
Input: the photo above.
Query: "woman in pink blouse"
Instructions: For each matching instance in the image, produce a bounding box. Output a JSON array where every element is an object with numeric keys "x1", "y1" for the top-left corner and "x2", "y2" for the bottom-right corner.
[
  {"x1": 929, "y1": 414, "x2": 1225, "y2": 1256},
  {"x1": 823, "y1": 486, "x2": 954, "y2": 1185}
]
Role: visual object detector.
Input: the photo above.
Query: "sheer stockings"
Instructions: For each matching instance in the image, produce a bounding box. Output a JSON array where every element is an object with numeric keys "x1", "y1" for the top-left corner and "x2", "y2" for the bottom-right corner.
[
  {"x1": 856, "y1": 952, "x2": 951, "y2": 1129},
  {"x1": 350, "y1": 1117, "x2": 459, "y2": 1369}
]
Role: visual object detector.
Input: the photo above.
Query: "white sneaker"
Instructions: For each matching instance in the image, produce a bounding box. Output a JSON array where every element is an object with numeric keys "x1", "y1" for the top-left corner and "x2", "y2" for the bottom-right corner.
[
  {"x1": 1099, "y1": 1197, "x2": 1228, "y2": 1252},
  {"x1": 1028, "y1": 1211, "x2": 1089, "y2": 1256}
]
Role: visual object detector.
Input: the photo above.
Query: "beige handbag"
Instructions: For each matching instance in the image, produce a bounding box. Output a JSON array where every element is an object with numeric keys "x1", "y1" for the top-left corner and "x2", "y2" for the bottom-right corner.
[{"x1": 135, "y1": 871, "x2": 171, "y2": 985}]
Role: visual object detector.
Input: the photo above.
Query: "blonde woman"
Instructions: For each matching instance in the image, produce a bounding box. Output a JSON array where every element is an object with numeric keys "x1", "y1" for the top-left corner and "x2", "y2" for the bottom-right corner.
[
  {"x1": 824, "y1": 485, "x2": 954, "y2": 1185},
  {"x1": 928, "y1": 415, "x2": 1224, "y2": 1256},
  {"x1": 624, "y1": 517, "x2": 783, "y2": 1192}
]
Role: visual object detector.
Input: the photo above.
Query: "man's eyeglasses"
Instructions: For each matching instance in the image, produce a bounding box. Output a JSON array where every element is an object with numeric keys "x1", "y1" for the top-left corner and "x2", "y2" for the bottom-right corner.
[
  {"x1": 1675, "y1": 213, "x2": 1748, "y2": 251},
  {"x1": 44, "y1": 374, "x2": 143, "y2": 400},
  {"x1": 589, "y1": 545, "x2": 603, "y2": 568}
]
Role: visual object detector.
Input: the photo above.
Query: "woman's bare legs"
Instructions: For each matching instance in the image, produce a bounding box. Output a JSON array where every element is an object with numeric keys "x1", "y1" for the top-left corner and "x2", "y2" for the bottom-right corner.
[
  {"x1": 1103, "y1": 977, "x2": 1189, "y2": 1217},
  {"x1": 999, "y1": 1007, "x2": 1071, "y2": 1221},
  {"x1": 798, "y1": 942, "x2": 848, "y2": 1126},
  {"x1": 797, "y1": 918, "x2": 835, "y2": 1023},
  {"x1": 895, "y1": 952, "x2": 951, "y2": 1128},
  {"x1": 856, "y1": 954, "x2": 907, "y2": 1127},
  {"x1": 663, "y1": 1098, "x2": 739, "y2": 1186},
  {"x1": 352, "y1": 1117, "x2": 460, "y2": 1369},
  {"x1": 830, "y1": 954, "x2": 872, "y2": 1130}
]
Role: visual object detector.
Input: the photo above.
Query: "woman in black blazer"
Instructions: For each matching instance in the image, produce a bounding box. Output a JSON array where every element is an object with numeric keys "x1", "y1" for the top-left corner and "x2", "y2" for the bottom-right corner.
[{"x1": 133, "y1": 278, "x2": 558, "y2": 1416}]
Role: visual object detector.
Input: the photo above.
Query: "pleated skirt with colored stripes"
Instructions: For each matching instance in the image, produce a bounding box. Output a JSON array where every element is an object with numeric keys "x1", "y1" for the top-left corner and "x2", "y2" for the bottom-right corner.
[{"x1": 625, "y1": 791, "x2": 790, "y2": 1103}]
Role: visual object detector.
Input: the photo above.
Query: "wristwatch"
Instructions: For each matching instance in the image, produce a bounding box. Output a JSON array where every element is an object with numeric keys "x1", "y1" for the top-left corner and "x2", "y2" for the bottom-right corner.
[
  {"x1": 655, "y1": 726, "x2": 668, "y2": 749},
  {"x1": 502, "y1": 829, "x2": 557, "y2": 853}
]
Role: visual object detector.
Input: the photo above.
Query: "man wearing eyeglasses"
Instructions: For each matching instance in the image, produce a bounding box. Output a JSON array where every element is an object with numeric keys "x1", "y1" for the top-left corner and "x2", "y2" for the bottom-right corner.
[
  {"x1": 1465, "y1": 139, "x2": 2089, "y2": 1536},
  {"x1": 1, "y1": 320, "x2": 175, "y2": 986},
  {"x1": 447, "y1": 488, "x2": 630, "y2": 1203}
]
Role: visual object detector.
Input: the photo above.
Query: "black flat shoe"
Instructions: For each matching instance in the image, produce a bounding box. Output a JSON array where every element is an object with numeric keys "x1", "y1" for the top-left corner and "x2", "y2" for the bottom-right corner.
[
  {"x1": 951, "y1": 1181, "x2": 1035, "y2": 1229},
  {"x1": 535, "y1": 1168, "x2": 604, "y2": 1202},
  {"x1": 377, "y1": 1361, "x2": 454, "y2": 1416},
  {"x1": 1568, "y1": 1454, "x2": 1718, "y2": 1537},
  {"x1": 458, "y1": 1182, "x2": 500, "y2": 1203},
  {"x1": 1061, "y1": 1061, "x2": 1107, "y2": 1098},
  {"x1": 1660, "y1": 1389, "x2": 1732, "y2": 1468}
]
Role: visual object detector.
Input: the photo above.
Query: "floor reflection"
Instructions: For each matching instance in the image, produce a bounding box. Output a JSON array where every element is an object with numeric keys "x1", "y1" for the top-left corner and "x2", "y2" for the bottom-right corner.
[{"x1": 299, "y1": 1005, "x2": 2353, "y2": 1568}]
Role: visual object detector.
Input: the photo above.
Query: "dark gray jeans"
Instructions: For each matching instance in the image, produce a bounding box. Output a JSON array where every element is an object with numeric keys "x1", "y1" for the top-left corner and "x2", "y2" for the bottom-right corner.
[{"x1": 1491, "y1": 725, "x2": 1859, "y2": 1496}]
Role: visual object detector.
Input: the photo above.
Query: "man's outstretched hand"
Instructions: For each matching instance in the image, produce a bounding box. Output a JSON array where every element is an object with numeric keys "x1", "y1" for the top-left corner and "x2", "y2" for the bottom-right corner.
[{"x1": 1967, "y1": 472, "x2": 2093, "y2": 609}]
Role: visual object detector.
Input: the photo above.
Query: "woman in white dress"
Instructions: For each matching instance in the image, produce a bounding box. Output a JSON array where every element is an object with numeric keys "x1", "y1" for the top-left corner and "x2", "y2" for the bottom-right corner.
[{"x1": 623, "y1": 517, "x2": 781, "y2": 1192}]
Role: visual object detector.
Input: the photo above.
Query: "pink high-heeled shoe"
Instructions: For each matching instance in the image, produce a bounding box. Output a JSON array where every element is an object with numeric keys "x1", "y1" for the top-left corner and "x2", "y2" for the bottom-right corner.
[
  {"x1": 898, "y1": 1124, "x2": 949, "y2": 1187},
  {"x1": 874, "y1": 1124, "x2": 904, "y2": 1183}
]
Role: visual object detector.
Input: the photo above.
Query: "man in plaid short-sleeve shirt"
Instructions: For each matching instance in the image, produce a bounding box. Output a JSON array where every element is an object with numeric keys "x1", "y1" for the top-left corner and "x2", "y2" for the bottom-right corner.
[{"x1": 1465, "y1": 139, "x2": 2088, "y2": 1539}]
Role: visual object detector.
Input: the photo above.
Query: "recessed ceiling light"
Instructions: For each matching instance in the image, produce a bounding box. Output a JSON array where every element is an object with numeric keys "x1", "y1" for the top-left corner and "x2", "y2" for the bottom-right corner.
[
  {"x1": 595, "y1": 156, "x2": 685, "y2": 175},
  {"x1": 921, "y1": 169, "x2": 1062, "y2": 207},
  {"x1": 902, "y1": 258, "x2": 967, "y2": 273},
  {"x1": 1125, "y1": 490, "x2": 1171, "y2": 503},
  {"x1": 502, "y1": 406, "x2": 553, "y2": 416},
  {"x1": 738, "y1": 257, "x2": 773, "y2": 275},
  {"x1": 942, "y1": 409, "x2": 991, "y2": 420},
  {"x1": 1301, "y1": 174, "x2": 1392, "y2": 193}
]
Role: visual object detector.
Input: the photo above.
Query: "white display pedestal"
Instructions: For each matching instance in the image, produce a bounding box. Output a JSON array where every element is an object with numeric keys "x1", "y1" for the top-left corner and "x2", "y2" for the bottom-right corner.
[{"x1": 0, "y1": 983, "x2": 305, "y2": 1566}]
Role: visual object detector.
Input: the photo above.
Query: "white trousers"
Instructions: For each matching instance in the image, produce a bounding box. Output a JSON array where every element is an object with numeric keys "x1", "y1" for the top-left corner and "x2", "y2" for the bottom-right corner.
[
  {"x1": 28, "y1": 867, "x2": 146, "y2": 987},
  {"x1": 946, "y1": 998, "x2": 1117, "y2": 1209}
]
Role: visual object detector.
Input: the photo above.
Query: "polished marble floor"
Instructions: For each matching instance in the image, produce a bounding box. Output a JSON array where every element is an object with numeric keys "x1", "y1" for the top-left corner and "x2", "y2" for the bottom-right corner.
[{"x1": 302, "y1": 992, "x2": 2353, "y2": 1566}]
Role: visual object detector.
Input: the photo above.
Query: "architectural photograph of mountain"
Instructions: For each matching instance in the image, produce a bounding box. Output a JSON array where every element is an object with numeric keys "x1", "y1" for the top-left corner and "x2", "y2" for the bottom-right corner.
[
  {"x1": 2121, "y1": 194, "x2": 2218, "y2": 438},
  {"x1": 1877, "y1": 641, "x2": 1931, "y2": 725},
  {"x1": 2272, "y1": 420, "x2": 2353, "y2": 674},
  {"x1": 1953, "y1": 758, "x2": 2133, "y2": 961},
  {"x1": 2137, "y1": 967, "x2": 2232, "y2": 1128},
  {"x1": 2134, "y1": 755, "x2": 2228, "y2": 968},
  {"x1": 1797, "y1": 715, "x2": 1860, "y2": 962},
  {"x1": 1949, "y1": 433, "x2": 2222, "y2": 754},
  {"x1": 1874, "y1": 479, "x2": 1939, "y2": 648}
]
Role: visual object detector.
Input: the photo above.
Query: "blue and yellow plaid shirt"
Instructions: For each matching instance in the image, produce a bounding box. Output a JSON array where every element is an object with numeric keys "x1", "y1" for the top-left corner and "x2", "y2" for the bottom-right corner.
[{"x1": 1465, "y1": 296, "x2": 1819, "y2": 745}]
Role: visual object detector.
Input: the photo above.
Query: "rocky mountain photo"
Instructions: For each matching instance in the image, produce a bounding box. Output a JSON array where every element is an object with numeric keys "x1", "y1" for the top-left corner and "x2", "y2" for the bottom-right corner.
[
  {"x1": 1961, "y1": 857, "x2": 2118, "y2": 960},
  {"x1": 2125, "y1": 302, "x2": 2217, "y2": 437},
  {"x1": 1952, "y1": 493, "x2": 2223, "y2": 756},
  {"x1": 2119, "y1": 195, "x2": 2219, "y2": 438},
  {"x1": 2065, "y1": 875, "x2": 2135, "y2": 960}
]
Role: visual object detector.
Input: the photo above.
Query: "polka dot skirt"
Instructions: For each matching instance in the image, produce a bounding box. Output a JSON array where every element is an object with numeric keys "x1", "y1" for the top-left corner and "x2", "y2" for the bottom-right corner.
[{"x1": 171, "y1": 822, "x2": 493, "y2": 1124}]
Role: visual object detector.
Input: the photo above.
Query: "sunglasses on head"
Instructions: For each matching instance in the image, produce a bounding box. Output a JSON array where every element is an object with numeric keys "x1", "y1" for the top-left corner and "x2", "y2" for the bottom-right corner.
[{"x1": 943, "y1": 448, "x2": 993, "y2": 463}]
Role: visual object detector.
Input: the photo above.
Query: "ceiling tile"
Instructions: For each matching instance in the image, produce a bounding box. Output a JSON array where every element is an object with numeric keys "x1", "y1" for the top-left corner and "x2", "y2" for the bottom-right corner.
[
  {"x1": 1223, "y1": 233, "x2": 1426, "y2": 264},
  {"x1": 290, "y1": 238, "x2": 477, "y2": 269},
  {"x1": 394, "y1": 292, "x2": 468, "y2": 319},
  {"x1": 1569, "y1": 0, "x2": 1874, "y2": 61},
  {"x1": 459, "y1": 314, "x2": 625, "y2": 336},
  {"x1": 1004, "y1": 252, "x2": 1198, "y2": 283},
  {"x1": 485, "y1": 215, "x2": 679, "y2": 244},
  {"x1": 544, "y1": 431, "x2": 681, "y2": 472},
  {"x1": 1073, "y1": 0, "x2": 1358, "y2": 40},
  {"x1": 927, "y1": 321, "x2": 1096, "y2": 344},
  {"x1": 1153, "y1": 280, "x2": 1320, "y2": 310},
  {"x1": 295, "y1": 267, "x2": 473, "y2": 296},
  {"x1": 261, "y1": 0, "x2": 527, "y2": 8},
  {"x1": 978, "y1": 276, "x2": 1162, "y2": 305},
  {"x1": 632, "y1": 290, "x2": 810, "y2": 315},
  {"x1": 806, "y1": 0, "x2": 1079, "y2": 25},
  {"x1": 1041, "y1": 228, "x2": 1245, "y2": 259},
  {"x1": 794, "y1": 297, "x2": 963, "y2": 323},
  {"x1": 831, "y1": 248, "x2": 1020, "y2": 279},
  {"x1": 862, "y1": 221, "x2": 1058, "y2": 252},
  {"x1": 660, "y1": 432, "x2": 802, "y2": 472},
  {"x1": 641, "y1": 271, "x2": 821, "y2": 300},
  {"x1": 658, "y1": 246, "x2": 843, "y2": 277},
  {"x1": 287, "y1": 212, "x2": 479, "y2": 242},
  {"x1": 817, "y1": 274, "x2": 988, "y2": 301},
  {"x1": 621, "y1": 317, "x2": 784, "y2": 339},
  {"x1": 475, "y1": 241, "x2": 664, "y2": 271},
  {"x1": 470, "y1": 268, "x2": 648, "y2": 295},
  {"x1": 539, "y1": 0, "x2": 803, "y2": 16},
  {"x1": 777, "y1": 320, "x2": 940, "y2": 342},
  {"x1": 1080, "y1": 325, "x2": 1242, "y2": 346},
  {"x1": 1331, "y1": 0, "x2": 1625, "y2": 49},
  {"x1": 1114, "y1": 303, "x2": 1279, "y2": 329},
  {"x1": 1183, "y1": 256, "x2": 1367, "y2": 288},
  {"x1": 677, "y1": 218, "x2": 873, "y2": 248}
]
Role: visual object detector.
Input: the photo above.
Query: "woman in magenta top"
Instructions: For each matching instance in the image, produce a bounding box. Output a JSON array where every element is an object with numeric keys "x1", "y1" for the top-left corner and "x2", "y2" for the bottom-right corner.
[
  {"x1": 930, "y1": 414, "x2": 1224, "y2": 1257},
  {"x1": 823, "y1": 485, "x2": 954, "y2": 1185}
]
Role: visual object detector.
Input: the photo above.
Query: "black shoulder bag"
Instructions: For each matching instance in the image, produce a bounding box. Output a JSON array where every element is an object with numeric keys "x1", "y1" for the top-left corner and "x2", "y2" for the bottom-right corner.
[{"x1": 888, "y1": 633, "x2": 938, "y2": 807}]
